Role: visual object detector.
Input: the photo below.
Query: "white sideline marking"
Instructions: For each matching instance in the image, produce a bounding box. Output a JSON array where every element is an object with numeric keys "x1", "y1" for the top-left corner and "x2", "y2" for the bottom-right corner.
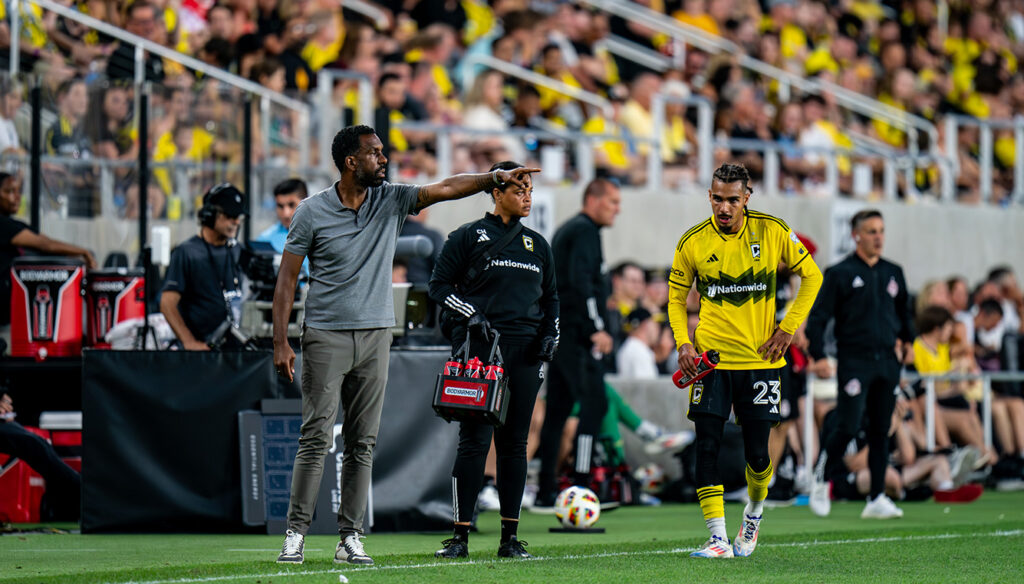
[
  {"x1": 107, "y1": 529, "x2": 1024, "y2": 584},
  {"x1": 226, "y1": 548, "x2": 324, "y2": 552}
]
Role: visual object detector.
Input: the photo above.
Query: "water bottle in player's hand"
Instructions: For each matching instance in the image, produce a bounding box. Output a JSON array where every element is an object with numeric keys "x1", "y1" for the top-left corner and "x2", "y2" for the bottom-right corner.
[{"x1": 672, "y1": 350, "x2": 720, "y2": 389}]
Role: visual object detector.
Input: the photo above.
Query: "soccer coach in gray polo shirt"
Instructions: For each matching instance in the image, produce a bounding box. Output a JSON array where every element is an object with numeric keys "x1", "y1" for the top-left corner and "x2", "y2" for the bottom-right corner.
[{"x1": 272, "y1": 125, "x2": 539, "y2": 566}]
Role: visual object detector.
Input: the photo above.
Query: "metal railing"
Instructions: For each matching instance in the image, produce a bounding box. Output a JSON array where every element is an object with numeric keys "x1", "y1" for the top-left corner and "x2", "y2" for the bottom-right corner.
[
  {"x1": 460, "y1": 54, "x2": 613, "y2": 118},
  {"x1": 343, "y1": 0, "x2": 390, "y2": 30},
  {"x1": 12, "y1": 0, "x2": 312, "y2": 169},
  {"x1": 598, "y1": 35, "x2": 674, "y2": 73},
  {"x1": 718, "y1": 137, "x2": 950, "y2": 200},
  {"x1": 316, "y1": 70, "x2": 374, "y2": 173},
  {"x1": 392, "y1": 117, "x2": 944, "y2": 199},
  {"x1": 649, "y1": 93, "x2": 715, "y2": 188},
  {"x1": 389, "y1": 120, "x2": 659, "y2": 187},
  {"x1": 577, "y1": 0, "x2": 952, "y2": 199},
  {"x1": 944, "y1": 115, "x2": 1024, "y2": 205}
]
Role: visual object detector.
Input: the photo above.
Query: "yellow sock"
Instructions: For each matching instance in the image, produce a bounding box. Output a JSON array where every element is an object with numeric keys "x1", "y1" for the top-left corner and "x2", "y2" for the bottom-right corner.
[
  {"x1": 696, "y1": 485, "x2": 725, "y2": 521},
  {"x1": 746, "y1": 461, "x2": 774, "y2": 503},
  {"x1": 696, "y1": 484, "x2": 726, "y2": 538}
]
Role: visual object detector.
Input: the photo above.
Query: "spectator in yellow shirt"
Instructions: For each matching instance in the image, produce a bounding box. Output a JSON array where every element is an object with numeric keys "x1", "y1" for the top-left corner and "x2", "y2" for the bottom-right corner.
[
  {"x1": 912, "y1": 306, "x2": 995, "y2": 468},
  {"x1": 534, "y1": 43, "x2": 585, "y2": 125},
  {"x1": 673, "y1": 0, "x2": 720, "y2": 36}
]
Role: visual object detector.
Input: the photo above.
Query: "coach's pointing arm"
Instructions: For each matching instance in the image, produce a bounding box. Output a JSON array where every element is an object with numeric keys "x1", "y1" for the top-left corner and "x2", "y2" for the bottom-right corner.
[{"x1": 414, "y1": 167, "x2": 540, "y2": 211}]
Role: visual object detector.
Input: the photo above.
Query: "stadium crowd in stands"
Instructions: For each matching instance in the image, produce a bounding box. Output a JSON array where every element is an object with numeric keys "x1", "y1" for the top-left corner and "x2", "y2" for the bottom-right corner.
[{"x1": 1, "y1": 0, "x2": 1023, "y2": 208}]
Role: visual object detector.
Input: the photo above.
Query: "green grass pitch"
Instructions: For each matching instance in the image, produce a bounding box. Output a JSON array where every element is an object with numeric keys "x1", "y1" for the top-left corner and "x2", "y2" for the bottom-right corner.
[{"x1": 3, "y1": 492, "x2": 1023, "y2": 583}]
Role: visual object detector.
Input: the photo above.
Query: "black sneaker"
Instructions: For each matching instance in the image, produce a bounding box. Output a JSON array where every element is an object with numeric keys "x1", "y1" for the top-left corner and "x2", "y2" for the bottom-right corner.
[
  {"x1": 435, "y1": 536, "x2": 469, "y2": 559},
  {"x1": 497, "y1": 536, "x2": 532, "y2": 558}
]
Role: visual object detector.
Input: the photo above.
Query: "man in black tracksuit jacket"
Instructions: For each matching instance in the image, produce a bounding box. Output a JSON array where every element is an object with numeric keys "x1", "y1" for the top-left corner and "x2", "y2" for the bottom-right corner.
[
  {"x1": 805, "y1": 209, "x2": 915, "y2": 518},
  {"x1": 432, "y1": 214, "x2": 559, "y2": 345},
  {"x1": 429, "y1": 162, "x2": 558, "y2": 558},
  {"x1": 535, "y1": 178, "x2": 621, "y2": 506}
]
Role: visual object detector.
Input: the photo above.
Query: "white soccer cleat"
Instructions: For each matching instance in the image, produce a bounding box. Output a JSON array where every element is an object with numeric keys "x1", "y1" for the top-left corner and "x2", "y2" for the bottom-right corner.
[
  {"x1": 809, "y1": 479, "x2": 832, "y2": 517},
  {"x1": 690, "y1": 534, "x2": 734, "y2": 558},
  {"x1": 732, "y1": 507, "x2": 762, "y2": 557},
  {"x1": 861, "y1": 494, "x2": 904, "y2": 519}
]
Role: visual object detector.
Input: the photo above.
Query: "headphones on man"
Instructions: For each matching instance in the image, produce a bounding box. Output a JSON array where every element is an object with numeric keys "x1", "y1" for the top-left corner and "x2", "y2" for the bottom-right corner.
[
  {"x1": 198, "y1": 183, "x2": 241, "y2": 228},
  {"x1": 198, "y1": 203, "x2": 218, "y2": 228}
]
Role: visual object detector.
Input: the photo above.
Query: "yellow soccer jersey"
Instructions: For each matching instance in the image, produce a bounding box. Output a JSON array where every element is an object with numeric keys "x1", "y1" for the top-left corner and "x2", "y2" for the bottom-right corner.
[{"x1": 668, "y1": 209, "x2": 822, "y2": 370}]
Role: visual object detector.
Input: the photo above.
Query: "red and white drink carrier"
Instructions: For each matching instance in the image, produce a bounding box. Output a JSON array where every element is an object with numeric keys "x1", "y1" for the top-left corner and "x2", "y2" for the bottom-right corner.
[
  {"x1": 433, "y1": 329, "x2": 509, "y2": 426},
  {"x1": 83, "y1": 268, "x2": 146, "y2": 348},
  {"x1": 9, "y1": 257, "x2": 84, "y2": 358}
]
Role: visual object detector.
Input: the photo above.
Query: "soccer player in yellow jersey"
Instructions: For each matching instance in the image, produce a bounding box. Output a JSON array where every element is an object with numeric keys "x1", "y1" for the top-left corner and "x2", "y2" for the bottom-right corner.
[{"x1": 667, "y1": 164, "x2": 822, "y2": 558}]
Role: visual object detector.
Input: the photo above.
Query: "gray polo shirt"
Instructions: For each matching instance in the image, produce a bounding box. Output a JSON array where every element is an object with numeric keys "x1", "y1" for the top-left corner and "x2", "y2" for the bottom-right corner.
[{"x1": 284, "y1": 180, "x2": 421, "y2": 330}]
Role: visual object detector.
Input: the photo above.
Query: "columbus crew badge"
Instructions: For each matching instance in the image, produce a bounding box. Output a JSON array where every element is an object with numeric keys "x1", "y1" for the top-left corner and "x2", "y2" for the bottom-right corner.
[
  {"x1": 523, "y1": 235, "x2": 534, "y2": 251},
  {"x1": 691, "y1": 383, "x2": 703, "y2": 405}
]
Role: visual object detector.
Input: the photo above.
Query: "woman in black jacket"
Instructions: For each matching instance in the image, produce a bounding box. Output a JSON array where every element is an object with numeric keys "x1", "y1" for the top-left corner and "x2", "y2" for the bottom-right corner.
[{"x1": 428, "y1": 161, "x2": 559, "y2": 559}]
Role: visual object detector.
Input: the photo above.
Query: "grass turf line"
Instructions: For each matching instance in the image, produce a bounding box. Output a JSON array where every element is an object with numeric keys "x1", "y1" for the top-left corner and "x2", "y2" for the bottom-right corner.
[{"x1": 2, "y1": 491, "x2": 1023, "y2": 583}]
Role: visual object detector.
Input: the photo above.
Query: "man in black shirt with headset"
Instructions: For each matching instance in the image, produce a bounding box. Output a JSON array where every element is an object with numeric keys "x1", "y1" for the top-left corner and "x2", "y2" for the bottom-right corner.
[{"x1": 160, "y1": 183, "x2": 246, "y2": 350}]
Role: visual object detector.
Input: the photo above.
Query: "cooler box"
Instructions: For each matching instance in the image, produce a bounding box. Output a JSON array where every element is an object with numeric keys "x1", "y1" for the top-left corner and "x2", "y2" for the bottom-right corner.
[
  {"x1": 40, "y1": 411, "x2": 83, "y2": 471},
  {"x1": 10, "y1": 257, "x2": 84, "y2": 358},
  {"x1": 83, "y1": 268, "x2": 145, "y2": 347},
  {"x1": 0, "y1": 427, "x2": 50, "y2": 523}
]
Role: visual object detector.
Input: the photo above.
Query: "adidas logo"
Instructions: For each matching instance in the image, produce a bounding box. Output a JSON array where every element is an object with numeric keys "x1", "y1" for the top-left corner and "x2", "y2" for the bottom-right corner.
[
  {"x1": 852, "y1": 275, "x2": 864, "y2": 288},
  {"x1": 476, "y1": 229, "x2": 491, "y2": 243},
  {"x1": 770, "y1": 405, "x2": 779, "y2": 414},
  {"x1": 706, "y1": 254, "x2": 720, "y2": 263}
]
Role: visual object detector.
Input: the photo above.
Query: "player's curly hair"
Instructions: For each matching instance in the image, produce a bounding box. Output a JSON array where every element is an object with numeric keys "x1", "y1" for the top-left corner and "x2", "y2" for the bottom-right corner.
[{"x1": 713, "y1": 163, "x2": 753, "y2": 194}]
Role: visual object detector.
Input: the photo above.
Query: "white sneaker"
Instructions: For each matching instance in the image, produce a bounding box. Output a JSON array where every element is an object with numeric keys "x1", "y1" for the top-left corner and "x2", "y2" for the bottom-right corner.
[
  {"x1": 949, "y1": 447, "x2": 982, "y2": 487},
  {"x1": 690, "y1": 534, "x2": 734, "y2": 558},
  {"x1": 276, "y1": 529, "x2": 304, "y2": 564},
  {"x1": 861, "y1": 494, "x2": 904, "y2": 519},
  {"x1": 478, "y1": 485, "x2": 501, "y2": 512},
  {"x1": 794, "y1": 465, "x2": 812, "y2": 494},
  {"x1": 643, "y1": 430, "x2": 696, "y2": 455},
  {"x1": 732, "y1": 505, "x2": 762, "y2": 557},
  {"x1": 809, "y1": 479, "x2": 832, "y2": 517},
  {"x1": 335, "y1": 534, "x2": 374, "y2": 565},
  {"x1": 521, "y1": 485, "x2": 538, "y2": 509}
]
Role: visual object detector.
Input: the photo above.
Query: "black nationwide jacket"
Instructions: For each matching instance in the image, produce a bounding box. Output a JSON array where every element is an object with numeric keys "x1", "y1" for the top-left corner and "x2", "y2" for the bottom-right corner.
[
  {"x1": 551, "y1": 213, "x2": 609, "y2": 344},
  {"x1": 429, "y1": 213, "x2": 559, "y2": 344},
  {"x1": 806, "y1": 253, "x2": 915, "y2": 362}
]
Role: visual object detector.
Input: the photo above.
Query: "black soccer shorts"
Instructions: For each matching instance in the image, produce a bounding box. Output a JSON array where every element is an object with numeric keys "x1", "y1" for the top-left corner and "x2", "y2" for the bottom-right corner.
[{"x1": 686, "y1": 368, "x2": 783, "y2": 425}]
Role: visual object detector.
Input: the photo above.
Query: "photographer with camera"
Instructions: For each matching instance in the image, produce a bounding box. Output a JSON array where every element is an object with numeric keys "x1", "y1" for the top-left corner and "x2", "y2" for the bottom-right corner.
[
  {"x1": 429, "y1": 161, "x2": 559, "y2": 560},
  {"x1": 160, "y1": 183, "x2": 246, "y2": 351}
]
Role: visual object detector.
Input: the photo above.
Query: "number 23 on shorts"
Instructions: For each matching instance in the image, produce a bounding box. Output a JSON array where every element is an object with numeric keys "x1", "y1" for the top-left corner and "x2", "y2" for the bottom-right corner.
[{"x1": 752, "y1": 380, "x2": 781, "y2": 405}]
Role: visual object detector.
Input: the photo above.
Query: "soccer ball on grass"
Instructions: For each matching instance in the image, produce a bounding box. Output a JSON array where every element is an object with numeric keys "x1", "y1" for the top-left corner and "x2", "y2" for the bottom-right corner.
[{"x1": 561, "y1": 487, "x2": 601, "y2": 529}]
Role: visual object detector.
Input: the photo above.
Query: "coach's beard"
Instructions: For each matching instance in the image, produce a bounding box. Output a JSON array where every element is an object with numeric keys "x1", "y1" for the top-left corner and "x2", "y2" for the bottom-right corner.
[{"x1": 356, "y1": 166, "x2": 387, "y2": 188}]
